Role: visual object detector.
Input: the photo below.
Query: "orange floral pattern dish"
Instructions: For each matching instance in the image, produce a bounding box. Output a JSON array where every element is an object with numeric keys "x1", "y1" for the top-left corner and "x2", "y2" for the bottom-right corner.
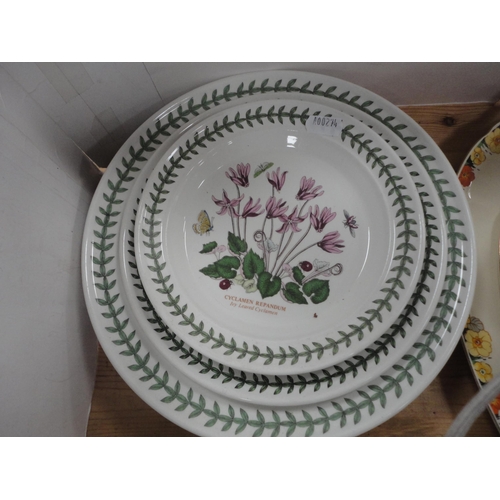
[
  {"x1": 458, "y1": 121, "x2": 500, "y2": 430},
  {"x1": 464, "y1": 316, "x2": 498, "y2": 419},
  {"x1": 459, "y1": 124, "x2": 500, "y2": 187}
]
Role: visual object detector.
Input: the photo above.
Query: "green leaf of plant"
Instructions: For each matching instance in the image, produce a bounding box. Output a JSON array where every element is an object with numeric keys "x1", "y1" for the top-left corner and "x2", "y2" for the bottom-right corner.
[
  {"x1": 257, "y1": 272, "x2": 281, "y2": 299},
  {"x1": 303, "y1": 279, "x2": 330, "y2": 304},
  {"x1": 243, "y1": 249, "x2": 265, "y2": 279},
  {"x1": 227, "y1": 231, "x2": 248, "y2": 255},
  {"x1": 216, "y1": 256, "x2": 240, "y2": 279},
  {"x1": 283, "y1": 282, "x2": 308, "y2": 304},
  {"x1": 292, "y1": 266, "x2": 305, "y2": 284},
  {"x1": 199, "y1": 263, "x2": 220, "y2": 279},
  {"x1": 199, "y1": 241, "x2": 218, "y2": 254}
]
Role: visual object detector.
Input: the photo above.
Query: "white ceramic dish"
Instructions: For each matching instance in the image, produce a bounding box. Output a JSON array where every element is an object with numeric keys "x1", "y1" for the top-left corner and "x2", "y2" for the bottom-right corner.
[
  {"x1": 458, "y1": 121, "x2": 500, "y2": 432},
  {"x1": 134, "y1": 99, "x2": 426, "y2": 376},
  {"x1": 118, "y1": 120, "x2": 447, "y2": 405},
  {"x1": 83, "y1": 71, "x2": 475, "y2": 435}
]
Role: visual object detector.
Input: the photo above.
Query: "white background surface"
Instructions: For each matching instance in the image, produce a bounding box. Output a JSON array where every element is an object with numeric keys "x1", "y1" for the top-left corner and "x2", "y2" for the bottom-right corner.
[
  {"x1": 2, "y1": 62, "x2": 499, "y2": 168},
  {"x1": 0, "y1": 65, "x2": 100, "y2": 436}
]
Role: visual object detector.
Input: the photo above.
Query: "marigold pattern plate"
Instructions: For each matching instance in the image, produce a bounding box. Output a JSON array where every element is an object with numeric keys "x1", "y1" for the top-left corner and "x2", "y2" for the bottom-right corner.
[{"x1": 458, "y1": 121, "x2": 500, "y2": 432}]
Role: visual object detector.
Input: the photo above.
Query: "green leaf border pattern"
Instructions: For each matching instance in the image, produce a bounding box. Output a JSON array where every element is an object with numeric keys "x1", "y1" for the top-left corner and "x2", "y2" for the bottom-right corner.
[
  {"x1": 139, "y1": 105, "x2": 421, "y2": 367},
  {"x1": 90, "y1": 77, "x2": 469, "y2": 435},
  {"x1": 126, "y1": 189, "x2": 436, "y2": 396}
]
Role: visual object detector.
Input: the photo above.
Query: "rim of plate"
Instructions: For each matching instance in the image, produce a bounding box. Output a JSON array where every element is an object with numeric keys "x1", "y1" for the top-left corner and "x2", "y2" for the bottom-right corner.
[{"x1": 82, "y1": 70, "x2": 476, "y2": 435}]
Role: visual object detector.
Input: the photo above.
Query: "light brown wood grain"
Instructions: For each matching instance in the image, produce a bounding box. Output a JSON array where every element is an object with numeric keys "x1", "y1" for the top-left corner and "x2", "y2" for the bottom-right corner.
[
  {"x1": 86, "y1": 102, "x2": 500, "y2": 437},
  {"x1": 401, "y1": 102, "x2": 500, "y2": 170}
]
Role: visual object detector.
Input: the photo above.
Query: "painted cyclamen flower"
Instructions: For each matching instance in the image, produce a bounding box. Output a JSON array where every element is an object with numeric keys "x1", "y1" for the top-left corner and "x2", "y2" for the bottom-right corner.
[
  {"x1": 265, "y1": 197, "x2": 289, "y2": 219},
  {"x1": 240, "y1": 197, "x2": 264, "y2": 218},
  {"x1": 225, "y1": 163, "x2": 251, "y2": 187},
  {"x1": 266, "y1": 167, "x2": 288, "y2": 192},
  {"x1": 317, "y1": 231, "x2": 345, "y2": 254},
  {"x1": 310, "y1": 206, "x2": 336, "y2": 232},
  {"x1": 276, "y1": 206, "x2": 309, "y2": 234},
  {"x1": 296, "y1": 176, "x2": 324, "y2": 200},
  {"x1": 212, "y1": 189, "x2": 243, "y2": 217}
]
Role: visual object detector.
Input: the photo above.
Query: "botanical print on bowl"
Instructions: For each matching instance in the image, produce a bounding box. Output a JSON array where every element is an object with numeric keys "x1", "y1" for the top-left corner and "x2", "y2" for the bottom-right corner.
[
  {"x1": 196, "y1": 162, "x2": 356, "y2": 306},
  {"x1": 459, "y1": 125, "x2": 500, "y2": 187}
]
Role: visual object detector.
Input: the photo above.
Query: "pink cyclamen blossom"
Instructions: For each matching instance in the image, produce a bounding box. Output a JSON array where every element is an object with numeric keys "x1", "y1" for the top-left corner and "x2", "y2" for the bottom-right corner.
[
  {"x1": 240, "y1": 197, "x2": 264, "y2": 218},
  {"x1": 225, "y1": 163, "x2": 251, "y2": 187},
  {"x1": 296, "y1": 176, "x2": 324, "y2": 201},
  {"x1": 310, "y1": 206, "x2": 337, "y2": 232},
  {"x1": 265, "y1": 197, "x2": 289, "y2": 219},
  {"x1": 266, "y1": 167, "x2": 288, "y2": 192},
  {"x1": 276, "y1": 206, "x2": 309, "y2": 234},
  {"x1": 212, "y1": 189, "x2": 243, "y2": 217},
  {"x1": 317, "y1": 231, "x2": 345, "y2": 254}
]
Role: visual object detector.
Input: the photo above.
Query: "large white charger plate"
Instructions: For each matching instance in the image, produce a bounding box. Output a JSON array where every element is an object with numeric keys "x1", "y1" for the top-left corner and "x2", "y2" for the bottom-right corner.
[
  {"x1": 83, "y1": 71, "x2": 475, "y2": 435},
  {"x1": 458, "y1": 121, "x2": 500, "y2": 432},
  {"x1": 134, "y1": 99, "x2": 426, "y2": 376}
]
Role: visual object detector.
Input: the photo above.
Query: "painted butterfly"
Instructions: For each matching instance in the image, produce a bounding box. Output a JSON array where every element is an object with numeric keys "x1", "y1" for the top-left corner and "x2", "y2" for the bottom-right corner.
[
  {"x1": 193, "y1": 210, "x2": 214, "y2": 235},
  {"x1": 343, "y1": 210, "x2": 358, "y2": 238}
]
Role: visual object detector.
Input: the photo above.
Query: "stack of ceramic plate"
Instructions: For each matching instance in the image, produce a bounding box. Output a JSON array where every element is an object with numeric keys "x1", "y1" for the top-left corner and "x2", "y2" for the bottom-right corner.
[{"x1": 82, "y1": 71, "x2": 476, "y2": 436}]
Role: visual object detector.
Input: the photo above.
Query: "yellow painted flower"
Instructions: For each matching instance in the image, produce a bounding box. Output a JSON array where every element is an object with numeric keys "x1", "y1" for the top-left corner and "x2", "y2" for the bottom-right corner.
[
  {"x1": 474, "y1": 361, "x2": 493, "y2": 383},
  {"x1": 465, "y1": 329, "x2": 492, "y2": 357},
  {"x1": 485, "y1": 127, "x2": 500, "y2": 154},
  {"x1": 470, "y1": 147, "x2": 486, "y2": 165}
]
